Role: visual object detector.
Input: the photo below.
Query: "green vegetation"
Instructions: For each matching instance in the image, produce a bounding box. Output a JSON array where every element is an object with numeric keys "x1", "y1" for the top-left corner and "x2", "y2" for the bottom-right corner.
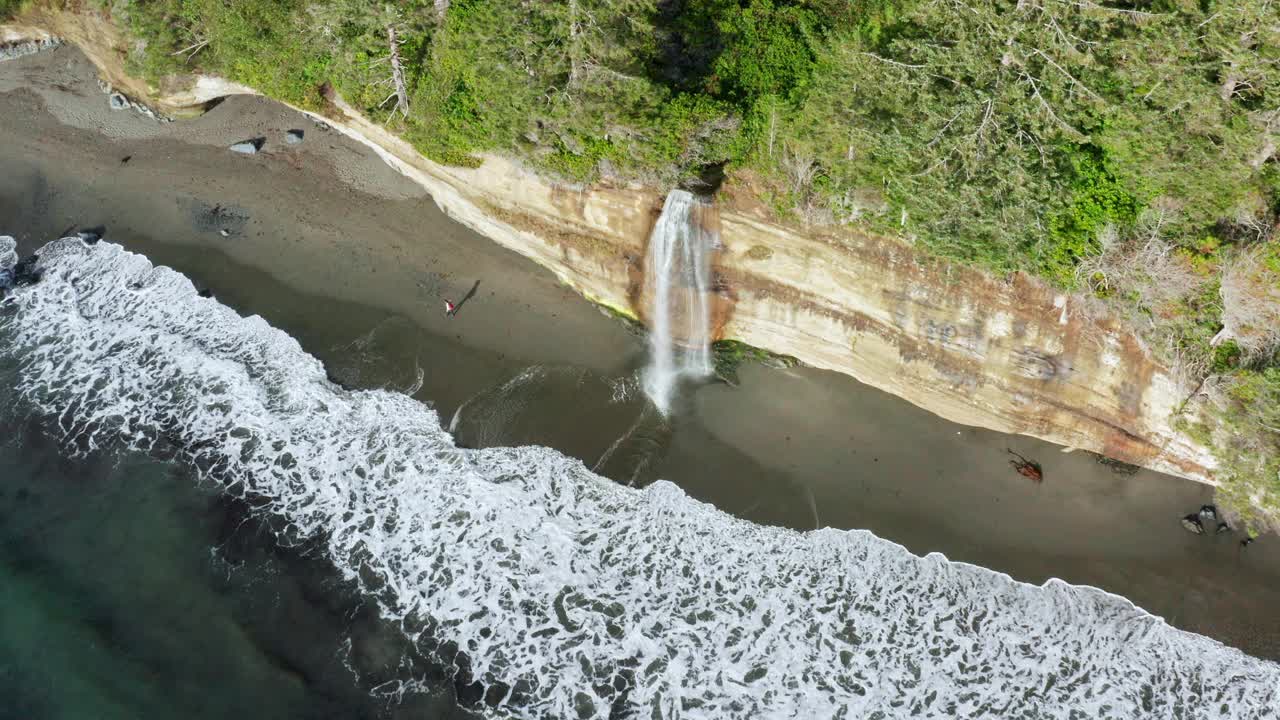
[
  {"x1": 56, "y1": 0, "x2": 1280, "y2": 526},
  {"x1": 1199, "y1": 369, "x2": 1280, "y2": 535},
  {"x1": 1044, "y1": 147, "x2": 1141, "y2": 286},
  {"x1": 713, "y1": 339, "x2": 798, "y2": 384},
  {"x1": 0, "y1": 0, "x2": 30, "y2": 20},
  {"x1": 109, "y1": 1, "x2": 1277, "y2": 267}
]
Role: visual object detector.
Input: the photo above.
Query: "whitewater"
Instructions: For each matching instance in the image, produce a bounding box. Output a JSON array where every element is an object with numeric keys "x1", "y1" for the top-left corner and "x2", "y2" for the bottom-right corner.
[{"x1": 1, "y1": 236, "x2": 1276, "y2": 719}]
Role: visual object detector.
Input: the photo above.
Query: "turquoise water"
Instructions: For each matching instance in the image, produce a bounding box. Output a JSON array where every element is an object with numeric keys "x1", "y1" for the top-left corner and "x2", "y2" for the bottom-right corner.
[{"x1": 0, "y1": 394, "x2": 472, "y2": 719}]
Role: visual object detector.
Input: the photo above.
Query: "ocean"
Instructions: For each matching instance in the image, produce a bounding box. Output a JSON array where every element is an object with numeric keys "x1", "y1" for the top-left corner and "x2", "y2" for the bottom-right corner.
[{"x1": 2, "y1": 235, "x2": 1277, "y2": 719}]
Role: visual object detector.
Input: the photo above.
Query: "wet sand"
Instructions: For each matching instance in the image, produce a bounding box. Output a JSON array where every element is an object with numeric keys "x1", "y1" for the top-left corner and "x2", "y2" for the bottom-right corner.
[
  {"x1": 3, "y1": 41, "x2": 1279, "y2": 671},
  {"x1": 0, "y1": 45, "x2": 640, "y2": 393}
]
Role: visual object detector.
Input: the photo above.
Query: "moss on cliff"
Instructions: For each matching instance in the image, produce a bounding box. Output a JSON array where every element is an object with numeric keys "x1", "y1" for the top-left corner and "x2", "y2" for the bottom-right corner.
[{"x1": 714, "y1": 339, "x2": 798, "y2": 385}]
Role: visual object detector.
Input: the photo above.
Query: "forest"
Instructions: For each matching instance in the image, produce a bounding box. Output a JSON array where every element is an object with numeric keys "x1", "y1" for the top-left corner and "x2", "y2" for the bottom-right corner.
[{"x1": 5, "y1": 0, "x2": 1279, "y2": 529}]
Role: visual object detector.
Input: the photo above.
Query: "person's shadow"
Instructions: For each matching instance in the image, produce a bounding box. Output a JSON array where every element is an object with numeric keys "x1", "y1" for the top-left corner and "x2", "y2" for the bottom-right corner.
[{"x1": 450, "y1": 280, "x2": 481, "y2": 316}]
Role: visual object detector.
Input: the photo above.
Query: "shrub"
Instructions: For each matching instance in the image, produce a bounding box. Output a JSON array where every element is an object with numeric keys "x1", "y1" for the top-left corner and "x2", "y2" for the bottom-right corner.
[{"x1": 1210, "y1": 368, "x2": 1280, "y2": 534}]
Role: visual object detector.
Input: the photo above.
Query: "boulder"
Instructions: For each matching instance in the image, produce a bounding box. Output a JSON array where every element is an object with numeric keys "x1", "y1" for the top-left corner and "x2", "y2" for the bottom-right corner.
[
  {"x1": 229, "y1": 138, "x2": 264, "y2": 155},
  {"x1": 1216, "y1": 522, "x2": 1231, "y2": 535},
  {"x1": 108, "y1": 92, "x2": 128, "y2": 111},
  {"x1": 285, "y1": 129, "x2": 305, "y2": 145},
  {"x1": 1181, "y1": 514, "x2": 1204, "y2": 534},
  {"x1": 1199, "y1": 504, "x2": 1217, "y2": 521}
]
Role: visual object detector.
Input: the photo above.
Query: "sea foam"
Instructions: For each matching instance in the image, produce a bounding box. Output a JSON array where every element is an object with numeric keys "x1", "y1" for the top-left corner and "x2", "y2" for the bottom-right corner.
[{"x1": 1, "y1": 237, "x2": 1276, "y2": 719}]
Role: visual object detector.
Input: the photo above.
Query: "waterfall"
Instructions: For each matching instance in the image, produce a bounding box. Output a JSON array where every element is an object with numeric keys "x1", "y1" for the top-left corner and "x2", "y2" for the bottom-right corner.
[{"x1": 642, "y1": 190, "x2": 715, "y2": 414}]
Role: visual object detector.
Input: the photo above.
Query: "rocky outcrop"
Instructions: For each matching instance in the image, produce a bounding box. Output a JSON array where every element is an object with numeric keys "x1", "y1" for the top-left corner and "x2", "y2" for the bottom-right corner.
[
  {"x1": 0, "y1": 25, "x2": 60, "y2": 61},
  {"x1": 713, "y1": 201, "x2": 1215, "y2": 482},
  {"x1": 285, "y1": 92, "x2": 1214, "y2": 483},
  {"x1": 0, "y1": 18, "x2": 1218, "y2": 485}
]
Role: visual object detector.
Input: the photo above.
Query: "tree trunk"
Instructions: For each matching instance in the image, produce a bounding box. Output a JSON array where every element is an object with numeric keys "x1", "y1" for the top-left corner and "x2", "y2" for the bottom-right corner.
[{"x1": 387, "y1": 25, "x2": 410, "y2": 117}]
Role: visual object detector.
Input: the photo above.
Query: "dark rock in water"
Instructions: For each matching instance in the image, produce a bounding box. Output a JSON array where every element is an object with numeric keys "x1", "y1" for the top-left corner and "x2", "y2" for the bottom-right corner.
[
  {"x1": 197, "y1": 288, "x2": 214, "y2": 298},
  {"x1": 1216, "y1": 522, "x2": 1232, "y2": 535},
  {"x1": 285, "y1": 129, "x2": 305, "y2": 144},
  {"x1": 1181, "y1": 514, "x2": 1204, "y2": 534},
  {"x1": 1242, "y1": 537, "x2": 1254, "y2": 548},
  {"x1": 109, "y1": 92, "x2": 128, "y2": 111},
  {"x1": 1199, "y1": 504, "x2": 1217, "y2": 521},
  {"x1": 229, "y1": 138, "x2": 265, "y2": 155},
  {"x1": 77, "y1": 230, "x2": 102, "y2": 244}
]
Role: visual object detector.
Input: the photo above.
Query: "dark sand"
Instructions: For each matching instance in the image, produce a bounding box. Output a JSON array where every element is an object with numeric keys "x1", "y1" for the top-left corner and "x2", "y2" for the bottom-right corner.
[{"x1": 3, "y1": 43, "x2": 1279, "y2": 671}]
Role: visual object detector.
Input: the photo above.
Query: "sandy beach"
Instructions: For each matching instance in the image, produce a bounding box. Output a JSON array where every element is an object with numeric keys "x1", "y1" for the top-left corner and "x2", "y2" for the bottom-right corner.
[{"x1": 4, "y1": 40, "x2": 1280, "y2": 674}]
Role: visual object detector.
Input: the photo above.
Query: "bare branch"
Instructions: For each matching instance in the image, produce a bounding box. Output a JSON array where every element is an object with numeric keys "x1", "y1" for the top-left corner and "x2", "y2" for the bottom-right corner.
[
  {"x1": 973, "y1": 99, "x2": 995, "y2": 148},
  {"x1": 386, "y1": 25, "x2": 410, "y2": 117},
  {"x1": 1019, "y1": 71, "x2": 1083, "y2": 138},
  {"x1": 1053, "y1": 0, "x2": 1165, "y2": 19},
  {"x1": 580, "y1": 60, "x2": 639, "y2": 84},
  {"x1": 1221, "y1": 246, "x2": 1280, "y2": 362},
  {"x1": 171, "y1": 38, "x2": 209, "y2": 64},
  {"x1": 861, "y1": 52, "x2": 926, "y2": 70},
  {"x1": 1030, "y1": 48, "x2": 1102, "y2": 102},
  {"x1": 925, "y1": 107, "x2": 966, "y2": 148}
]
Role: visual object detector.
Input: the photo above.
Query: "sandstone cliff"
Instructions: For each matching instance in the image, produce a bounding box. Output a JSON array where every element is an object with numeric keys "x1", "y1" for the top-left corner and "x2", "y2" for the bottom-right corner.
[{"x1": 1, "y1": 18, "x2": 1217, "y2": 485}]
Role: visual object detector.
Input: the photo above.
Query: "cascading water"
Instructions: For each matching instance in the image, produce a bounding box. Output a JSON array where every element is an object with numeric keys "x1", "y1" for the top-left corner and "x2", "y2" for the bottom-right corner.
[{"x1": 642, "y1": 190, "x2": 715, "y2": 414}]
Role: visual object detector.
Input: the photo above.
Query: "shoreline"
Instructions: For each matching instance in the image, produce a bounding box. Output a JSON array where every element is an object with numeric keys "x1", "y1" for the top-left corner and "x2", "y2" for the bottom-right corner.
[
  {"x1": 0, "y1": 407, "x2": 477, "y2": 719},
  {"x1": 0, "y1": 16, "x2": 1218, "y2": 488},
  {"x1": 4, "y1": 42, "x2": 1280, "y2": 664},
  {"x1": 8, "y1": 237, "x2": 1280, "y2": 718}
]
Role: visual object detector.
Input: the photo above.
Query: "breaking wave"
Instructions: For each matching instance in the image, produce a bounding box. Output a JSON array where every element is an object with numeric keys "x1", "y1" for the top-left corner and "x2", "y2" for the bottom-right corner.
[{"x1": 1, "y1": 237, "x2": 1277, "y2": 719}]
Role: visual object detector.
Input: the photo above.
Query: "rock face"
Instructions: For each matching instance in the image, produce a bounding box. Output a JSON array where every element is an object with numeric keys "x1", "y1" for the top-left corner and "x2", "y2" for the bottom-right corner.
[
  {"x1": 293, "y1": 93, "x2": 1215, "y2": 485},
  {"x1": 3, "y1": 17, "x2": 1215, "y2": 486}
]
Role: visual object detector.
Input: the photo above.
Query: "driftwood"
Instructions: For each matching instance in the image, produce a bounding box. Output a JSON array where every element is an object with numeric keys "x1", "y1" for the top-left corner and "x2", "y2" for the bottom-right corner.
[{"x1": 1006, "y1": 449, "x2": 1044, "y2": 483}]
